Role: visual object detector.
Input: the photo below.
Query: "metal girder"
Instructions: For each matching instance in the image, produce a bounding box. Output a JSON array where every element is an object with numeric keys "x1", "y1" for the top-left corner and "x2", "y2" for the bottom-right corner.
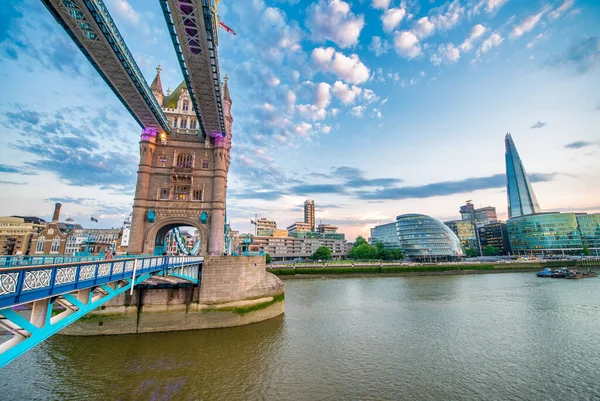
[
  {"x1": 0, "y1": 256, "x2": 203, "y2": 367},
  {"x1": 160, "y1": 0, "x2": 226, "y2": 139},
  {"x1": 41, "y1": 0, "x2": 171, "y2": 135}
]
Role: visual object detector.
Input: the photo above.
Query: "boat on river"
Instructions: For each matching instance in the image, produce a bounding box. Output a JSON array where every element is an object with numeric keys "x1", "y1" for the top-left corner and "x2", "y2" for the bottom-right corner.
[{"x1": 537, "y1": 267, "x2": 597, "y2": 279}]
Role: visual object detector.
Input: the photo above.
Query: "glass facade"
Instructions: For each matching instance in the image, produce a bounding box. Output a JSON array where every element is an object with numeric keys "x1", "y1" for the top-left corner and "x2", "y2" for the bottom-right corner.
[
  {"x1": 396, "y1": 214, "x2": 464, "y2": 260},
  {"x1": 505, "y1": 133, "x2": 541, "y2": 218},
  {"x1": 370, "y1": 222, "x2": 402, "y2": 250},
  {"x1": 478, "y1": 222, "x2": 511, "y2": 255},
  {"x1": 507, "y1": 213, "x2": 581, "y2": 254},
  {"x1": 444, "y1": 220, "x2": 478, "y2": 250},
  {"x1": 576, "y1": 213, "x2": 600, "y2": 250}
]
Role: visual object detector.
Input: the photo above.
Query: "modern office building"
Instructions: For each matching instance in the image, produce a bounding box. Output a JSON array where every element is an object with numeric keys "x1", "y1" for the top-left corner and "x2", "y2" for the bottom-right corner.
[
  {"x1": 370, "y1": 221, "x2": 402, "y2": 250},
  {"x1": 304, "y1": 199, "x2": 315, "y2": 231},
  {"x1": 287, "y1": 222, "x2": 312, "y2": 236},
  {"x1": 505, "y1": 133, "x2": 541, "y2": 218},
  {"x1": 444, "y1": 220, "x2": 478, "y2": 251},
  {"x1": 250, "y1": 235, "x2": 348, "y2": 261},
  {"x1": 576, "y1": 213, "x2": 600, "y2": 252},
  {"x1": 478, "y1": 221, "x2": 511, "y2": 255},
  {"x1": 459, "y1": 200, "x2": 498, "y2": 226},
  {"x1": 256, "y1": 218, "x2": 277, "y2": 236},
  {"x1": 396, "y1": 214, "x2": 464, "y2": 261},
  {"x1": 507, "y1": 212, "x2": 582, "y2": 255}
]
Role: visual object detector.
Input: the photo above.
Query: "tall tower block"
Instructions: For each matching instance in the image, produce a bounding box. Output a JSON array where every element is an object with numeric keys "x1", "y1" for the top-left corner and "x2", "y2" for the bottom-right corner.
[{"x1": 505, "y1": 133, "x2": 541, "y2": 218}]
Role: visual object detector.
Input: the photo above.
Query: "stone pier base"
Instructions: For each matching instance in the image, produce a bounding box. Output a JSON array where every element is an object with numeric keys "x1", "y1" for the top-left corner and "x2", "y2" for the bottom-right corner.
[{"x1": 61, "y1": 256, "x2": 284, "y2": 335}]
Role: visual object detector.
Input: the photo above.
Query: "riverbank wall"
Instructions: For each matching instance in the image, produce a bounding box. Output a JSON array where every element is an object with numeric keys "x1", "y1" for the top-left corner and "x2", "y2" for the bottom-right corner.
[
  {"x1": 61, "y1": 256, "x2": 284, "y2": 336},
  {"x1": 268, "y1": 260, "x2": 600, "y2": 279}
]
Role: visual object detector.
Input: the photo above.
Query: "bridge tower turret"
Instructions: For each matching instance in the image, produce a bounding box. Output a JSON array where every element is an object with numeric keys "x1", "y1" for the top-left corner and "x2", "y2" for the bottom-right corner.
[
  {"x1": 150, "y1": 65, "x2": 164, "y2": 106},
  {"x1": 208, "y1": 76, "x2": 232, "y2": 255}
]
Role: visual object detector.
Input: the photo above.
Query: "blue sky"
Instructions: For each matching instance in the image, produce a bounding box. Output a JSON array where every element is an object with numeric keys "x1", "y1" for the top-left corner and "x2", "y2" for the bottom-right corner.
[{"x1": 0, "y1": 0, "x2": 599, "y2": 239}]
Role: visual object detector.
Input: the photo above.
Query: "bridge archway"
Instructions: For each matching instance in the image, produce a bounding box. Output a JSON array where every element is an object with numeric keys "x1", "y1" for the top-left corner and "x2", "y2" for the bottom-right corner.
[{"x1": 144, "y1": 217, "x2": 207, "y2": 256}]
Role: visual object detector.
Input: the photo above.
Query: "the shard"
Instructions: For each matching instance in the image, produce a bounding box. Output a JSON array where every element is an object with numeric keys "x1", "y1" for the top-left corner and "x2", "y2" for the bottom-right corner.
[{"x1": 505, "y1": 133, "x2": 541, "y2": 218}]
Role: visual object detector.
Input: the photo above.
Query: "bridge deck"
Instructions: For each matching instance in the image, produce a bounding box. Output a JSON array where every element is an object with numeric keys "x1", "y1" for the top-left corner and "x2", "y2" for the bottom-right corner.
[{"x1": 42, "y1": 0, "x2": 171, "y2": 134}]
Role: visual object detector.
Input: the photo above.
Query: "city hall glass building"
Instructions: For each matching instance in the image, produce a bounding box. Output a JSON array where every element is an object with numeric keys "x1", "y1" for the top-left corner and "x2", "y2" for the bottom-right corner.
[
  {"x1": 395, "y1": 214, "x2": 464, "y2": 261},
  {"x1": 370, "y1": 222, "x2": 402, "y2": 250}
]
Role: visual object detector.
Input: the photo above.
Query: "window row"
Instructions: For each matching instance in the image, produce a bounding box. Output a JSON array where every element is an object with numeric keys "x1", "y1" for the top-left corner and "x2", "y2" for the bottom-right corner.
[
  {"x1": 159, "y1": 187, "x2": 203, "y2": 201},
  {"x1": 157, "y1": 154, "x2": 210, "y2": 169}
]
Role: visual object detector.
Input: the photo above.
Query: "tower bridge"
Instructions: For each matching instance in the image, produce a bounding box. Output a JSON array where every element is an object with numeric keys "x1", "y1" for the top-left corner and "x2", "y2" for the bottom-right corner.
[{"x1": 0, "y1": 0, "x2": 284, "y2": 368}]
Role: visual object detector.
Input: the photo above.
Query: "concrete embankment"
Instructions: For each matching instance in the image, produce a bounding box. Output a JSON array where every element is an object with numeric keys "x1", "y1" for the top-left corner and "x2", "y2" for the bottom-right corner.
[
  {"x1": 61, "y1": 256, "x2": 285, "y2": 336},
  {"x1": 268, "y1": 260, "x2": 600, "y2": 279}
]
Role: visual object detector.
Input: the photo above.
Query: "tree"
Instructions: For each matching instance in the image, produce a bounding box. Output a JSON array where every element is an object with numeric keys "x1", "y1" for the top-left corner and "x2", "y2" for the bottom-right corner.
[
  {"x1": 354, "y1": 236, "x2": 368, "y2": 248},
  {"x1": 582, "y1": 245, "x2": 591, "y2": 256},
  {"x1": 390, "y1": 249, "x2": 404, "y2": 261},
  {"x1": 465, "y1": 247, "x2": 479, "y2": 258},
  {"x1": 373, "y1": 241, "x2": 391, "y2": 260},
  {"x1": 482, "y1": 245, "x2": 499, "y2": 256},
  {"x1": 349, "y1": 243, "x2": 379, "y2": 260},
  {"x1": 265, "y1": 253, "x2": 272, "y2": 264},
  {"x1": 311, "y1": 246, "x2": 332, "y2": 261}
]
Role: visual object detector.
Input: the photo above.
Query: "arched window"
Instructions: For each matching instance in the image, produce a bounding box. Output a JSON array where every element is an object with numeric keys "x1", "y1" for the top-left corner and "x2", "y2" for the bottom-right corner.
[
  {"x1": 181, "y1": 118, "x2": 188, "y2": 129},
  {"x1": 176, "y1": 153, "x2": 193, "y2": 168},
  {"x1": 182, "y1": 100, "x2": 189, "y2": 111},
  {"x1": 50, "y1": 237, "x2": 60, "y2": 253},
  {"x1": 173, "y1": 118, "x2": 178, "y2": 128},
  {"x1": 35, "y1": 236, "x2": 45, "y2": 253},
  {"x1": 190, "y1": 120, "x2": 197, "y2": 129}
]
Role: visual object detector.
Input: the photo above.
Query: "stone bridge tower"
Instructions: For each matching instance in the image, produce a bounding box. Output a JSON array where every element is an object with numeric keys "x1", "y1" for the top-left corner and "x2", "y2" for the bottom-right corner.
[{"x1": 128, "y1": 66, "x2": 232, "y2": 256}]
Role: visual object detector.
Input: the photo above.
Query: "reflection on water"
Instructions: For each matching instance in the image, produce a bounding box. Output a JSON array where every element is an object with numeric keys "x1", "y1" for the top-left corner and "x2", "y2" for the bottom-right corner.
[{"x1": 2, "y1": 273, "x2": 599, "y2": 400}]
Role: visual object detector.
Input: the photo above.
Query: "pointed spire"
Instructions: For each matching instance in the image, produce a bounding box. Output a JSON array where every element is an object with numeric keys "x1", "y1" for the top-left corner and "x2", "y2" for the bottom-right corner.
[
  {"x1": 223, "y1": 74, "x2": 231, "y2": 102},
  {"x1": 150, "y1": 65, "x2": 164, "y2": 95}
]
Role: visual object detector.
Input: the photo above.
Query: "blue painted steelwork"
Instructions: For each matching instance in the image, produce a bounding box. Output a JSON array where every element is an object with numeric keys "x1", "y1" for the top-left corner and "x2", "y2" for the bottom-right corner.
[
  {"x1": 0, "y1": 256, "x2": 202, "y2": 367},
  {"x1": 0, "y1": 254, "x2": 147, "y2": 268},
  {"x1": 172, "y1": 227, "x2": 201, "y2": 255},
  {"x1": 160, "y1": 0, "x2": 226, "y2": 138},
  {"x1": 41, "y1": 0, "x2": 171, "y2": 134}
]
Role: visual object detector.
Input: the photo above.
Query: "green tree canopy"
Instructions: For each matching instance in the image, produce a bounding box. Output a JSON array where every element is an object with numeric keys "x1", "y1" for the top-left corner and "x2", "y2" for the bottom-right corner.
[
  {"x1": 465, "y1": 247, "x2": 479, "y2": 258},
  {"x1": 265, "y1": 253, "x2": 272, "y2": 264},
  {"x1": 582, "y1": 245, "x2": 591, "y2": 256},
  {"x1": 348, "y1": 243, "x2": 378, "y2": 260},
  {"x1": 311, "y1": 246, "x2": 332, "y2": 261},
  {"x1": 482, "y1": 245, "x2": 499, "y2": 256},
  {"x1": 353, "y1": 236, "x2": 368, "y2": 248}
]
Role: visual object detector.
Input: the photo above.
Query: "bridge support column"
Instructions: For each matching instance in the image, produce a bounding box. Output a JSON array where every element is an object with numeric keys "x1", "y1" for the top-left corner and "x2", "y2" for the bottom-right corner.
[
  {"x1": 77, "y1": 289, "x2": 91, "y2": 304},
  {"x1": 209, "y1": 143, "x2": 228, "y2": 256},
  {"x1": 30, "y1": 299, "x2": 50, "y2": 328},
  {"x1": 130, "y1": 131, "x2": 157, "y2": 254}
]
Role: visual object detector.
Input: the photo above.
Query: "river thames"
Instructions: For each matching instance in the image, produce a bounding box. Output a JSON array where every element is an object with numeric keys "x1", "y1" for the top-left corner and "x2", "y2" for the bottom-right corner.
[{"x1": 2, "y1": 272, "x2": 599, "y2": 400}]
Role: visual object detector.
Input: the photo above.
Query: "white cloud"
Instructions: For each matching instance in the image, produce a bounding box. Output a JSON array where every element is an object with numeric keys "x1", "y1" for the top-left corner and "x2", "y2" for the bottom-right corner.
[
  {"x1": 510, "y1": 10, "x2": 546, "y2": 39},
  {"x1": 382, "y1": 7, "x2": 407, "y2": 32},
  {"x1": 371, "y1": 108, "x2": 383, "y2": 118},
  {"x1": 108, "y1": 0, "x2": 141, "y2": 25},
  {"x1": 315, "y1": 82, "x2": 331, "y2": 108},
  {"x1": 381, "y1": 98, "x2": 388, "y2": 105},
  {"x1": 478, "y1": 32, "x2": 504, "y2": 55},
  {"x1": 430, "y1": 0, "x2": 464, "y2": 31},
  {"x1": 351, "y1": 106, "x2": 365, "y2": 118},
  {"x1": 413, "y1": 17, "x2": 435, "y2": 39},
  {"x1": 550, "y1": 0, "x2": 574, "y2": 19},
  {"x1": 296, "y1": 104, "x2": 327, "y2": 121},
  {"x1": 267, "y1": 75, "x2": 281, "y2": 87},
  {"x1": 483, "y1": 0, "x2": 509, "y2": 13},
  {"x1": 394, "y1": 30, "x2": 422, "y2": 59},
  {"x1": 369, "y1": 36, "x2": 390, "y2": 56},
  {"x1": 305, "y1": 0, "x2": 365, "y2": 48},
  {"x1": 331, "y1": 108, "x2": 340, "y2": 116},
  {"x1": 460, "y1": 24, "x2": 487, "y2": 51},
  {"x1": 331, "y1": 81, "x2": 362, "y2": 104},
  {"x1": 362, "y1": 89, "x2": 379, "y2": 104},
  {"x1": 286, "y1": 90, "x2": 297, "y2": 106},
  {"x1": 294, "y1": 121, "x2": 313, "y2": 136},
  {"x1": 431, "y1": 43, "x2": 461, "y2": 66},
  {"x1": 311, "y1": 47, "x2": 370, "y2": 84},
  {"x1": 371, "y1": 0, "x2": 391, "y2": 10}
]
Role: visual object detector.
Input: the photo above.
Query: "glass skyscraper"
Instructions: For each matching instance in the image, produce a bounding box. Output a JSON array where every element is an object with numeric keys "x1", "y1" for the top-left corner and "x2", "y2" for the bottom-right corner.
[{"x1": 505, "y1": 133, "x2": 541, "y2": 218}]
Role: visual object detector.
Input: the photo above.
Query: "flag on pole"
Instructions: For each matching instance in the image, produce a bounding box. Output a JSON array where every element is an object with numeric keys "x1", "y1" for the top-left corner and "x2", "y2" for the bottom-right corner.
[
  {"x1": 91, "y1": 216, "x2": 98, "y2": 223},
  {"x1": 250, "y1": 220, "x2": 257, "y2": 225},
  {"x1": 219, "y1": 21, "x2": 236, "y2": 35}
]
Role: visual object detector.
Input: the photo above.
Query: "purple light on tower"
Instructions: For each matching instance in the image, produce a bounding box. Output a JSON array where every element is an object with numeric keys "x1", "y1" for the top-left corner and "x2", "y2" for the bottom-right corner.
[{"x1": 141, "y1": 128, "x2": 157, "y2": 141}]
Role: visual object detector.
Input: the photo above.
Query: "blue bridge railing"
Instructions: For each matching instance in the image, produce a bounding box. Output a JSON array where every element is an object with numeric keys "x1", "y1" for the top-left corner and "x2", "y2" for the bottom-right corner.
[{"x1": 0, "y1": 255, "x2": 203, "y2": 367}]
